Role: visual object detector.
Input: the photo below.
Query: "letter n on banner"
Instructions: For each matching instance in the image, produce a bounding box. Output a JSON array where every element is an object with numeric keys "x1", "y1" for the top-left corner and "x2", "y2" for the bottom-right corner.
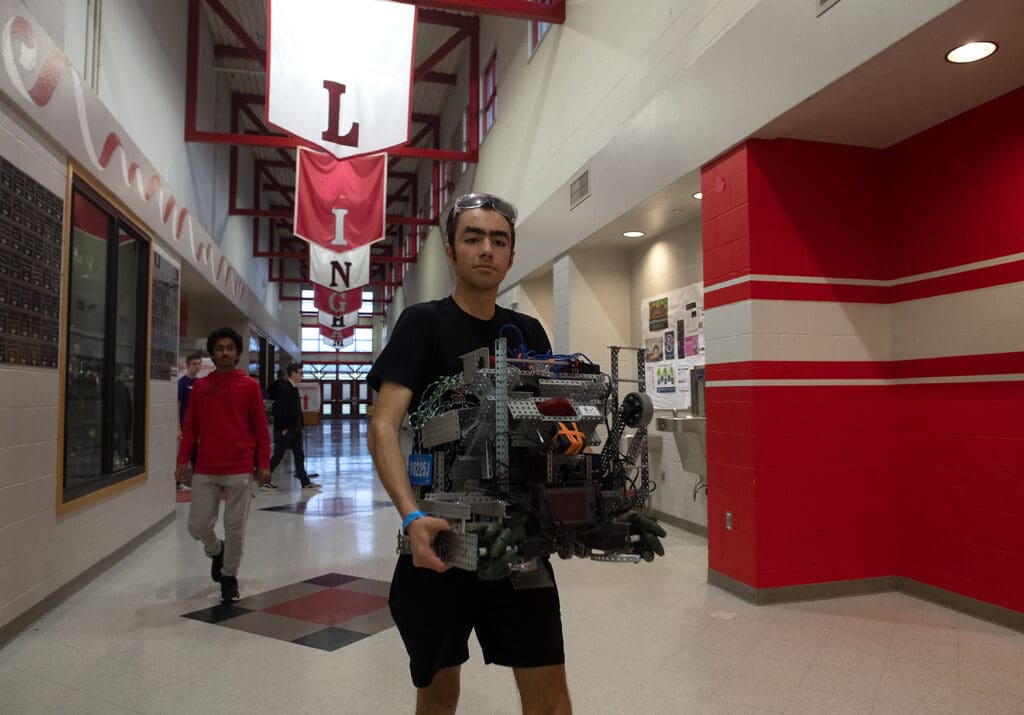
[{"x1": 308, "y1": 243, "x2": 370, "y2": 292}]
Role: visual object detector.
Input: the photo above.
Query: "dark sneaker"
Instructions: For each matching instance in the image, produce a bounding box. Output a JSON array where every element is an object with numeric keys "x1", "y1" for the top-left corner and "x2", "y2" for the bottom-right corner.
[
  {"x1": 300, "y1": 481, "x2": 321, "y2": 489},
  {"x1": 209, "y1": 540, "x2": 224, "y2": 583},
  {"x1": 220, "y1": 575, "x2": 239, "y2": 603},
  {"x1": 305, "y1": 472, "x2": 320, "y2": 478},
  {"x1": 259, "y1": 482, "x2": 279, "y2": 490}
]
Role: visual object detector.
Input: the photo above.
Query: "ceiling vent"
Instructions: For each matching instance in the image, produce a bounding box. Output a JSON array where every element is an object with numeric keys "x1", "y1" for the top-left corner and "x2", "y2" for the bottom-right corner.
[
  {"x1": 817, "y1": 0, "x2": 842, "y2": 16},
  {"x1": 569, "y1": 170, "x2": 590, "y2": 210}
]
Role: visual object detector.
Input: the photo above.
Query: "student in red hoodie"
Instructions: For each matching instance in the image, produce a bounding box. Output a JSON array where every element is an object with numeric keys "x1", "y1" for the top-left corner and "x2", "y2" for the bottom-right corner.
[{"x1": 176, "y1": 326, "x2": 271, "y2": 603}]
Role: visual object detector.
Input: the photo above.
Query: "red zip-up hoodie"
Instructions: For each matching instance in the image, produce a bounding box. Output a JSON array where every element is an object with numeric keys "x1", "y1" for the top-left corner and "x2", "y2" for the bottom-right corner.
[{"x1": 177, "y1": 369, "x2": 271, "y2": 474}]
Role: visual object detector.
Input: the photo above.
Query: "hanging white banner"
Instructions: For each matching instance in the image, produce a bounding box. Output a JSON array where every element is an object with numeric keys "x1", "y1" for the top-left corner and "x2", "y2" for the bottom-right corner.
[
  {"x1": 307, "y1": 243, "x2": 371, "y2": 292},
  {"x1": 266, "y1": 0, "x2": 416, "y2": 159},
  {"x1": 318, "y1": 309, "x2": 359, "y2": 331}
]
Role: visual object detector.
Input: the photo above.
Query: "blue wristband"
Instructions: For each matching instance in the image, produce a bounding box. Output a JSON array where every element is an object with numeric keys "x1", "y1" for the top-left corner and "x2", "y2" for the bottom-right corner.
[{"x1": 402, "y1": 510, "x2": 426, "y2": 534}]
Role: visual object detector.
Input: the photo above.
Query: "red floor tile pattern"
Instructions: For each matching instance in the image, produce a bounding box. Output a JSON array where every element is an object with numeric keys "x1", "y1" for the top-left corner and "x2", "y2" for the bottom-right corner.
[
  {"x1": 264, "y1": 587, "x2": 388, "y2": 626},
  {"x1": 182, "y1": 573, "x2": 393, "y2": 652}
]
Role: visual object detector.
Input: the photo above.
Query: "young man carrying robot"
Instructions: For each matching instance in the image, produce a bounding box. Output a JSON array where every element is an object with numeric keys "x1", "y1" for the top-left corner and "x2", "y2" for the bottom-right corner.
[{"x1": 368, "y1": 193, "x2": 573, "y2": 714}]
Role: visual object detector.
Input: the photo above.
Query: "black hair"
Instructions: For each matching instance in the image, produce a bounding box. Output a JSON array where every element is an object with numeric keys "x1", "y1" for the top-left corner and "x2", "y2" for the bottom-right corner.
[
  {"x1": 186, "y1": 353, "x2": 203, "y2": 364},
  {"x1": 285, "y1": 362, "x2": 302, "y2": 377},
  {"x1": 206, "y1": 326, "x2": 243, "y2": 356}
]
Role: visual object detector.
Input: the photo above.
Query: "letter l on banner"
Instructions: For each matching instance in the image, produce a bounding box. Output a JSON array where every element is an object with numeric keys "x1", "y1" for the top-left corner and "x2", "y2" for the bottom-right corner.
[{"x1": 266, "y1": 0, "x2": 416, "y2": 159}]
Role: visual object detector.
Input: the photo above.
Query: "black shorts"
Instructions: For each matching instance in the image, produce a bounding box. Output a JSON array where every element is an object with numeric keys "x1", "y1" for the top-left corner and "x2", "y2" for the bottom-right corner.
[{"x1": 388, "y1": 555, "x2": 566, "y2": 688}]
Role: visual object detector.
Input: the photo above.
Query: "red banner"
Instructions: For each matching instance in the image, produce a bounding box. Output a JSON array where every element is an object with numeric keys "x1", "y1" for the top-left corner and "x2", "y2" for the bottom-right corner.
[
  {"x1": 314, "y1": 284, "x2": 362, "y2": 316},
  {"x1": 294, "y1": 148, "x2": 386, "y2": 250}
]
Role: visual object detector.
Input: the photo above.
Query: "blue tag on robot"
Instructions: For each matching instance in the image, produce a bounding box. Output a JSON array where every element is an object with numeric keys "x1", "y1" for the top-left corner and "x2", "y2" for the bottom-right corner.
[{"x1": 408, "y1": 453, "x2": 433, "y2": 486}]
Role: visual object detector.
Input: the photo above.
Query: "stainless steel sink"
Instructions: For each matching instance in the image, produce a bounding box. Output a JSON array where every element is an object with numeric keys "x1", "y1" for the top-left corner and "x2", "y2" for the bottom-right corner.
[
  {"x1": 655, "y1": 415, "x2": 705, "y2": 434},
  {"x1": 655, "y1": 414, "x2": 706, "y2": 476}
]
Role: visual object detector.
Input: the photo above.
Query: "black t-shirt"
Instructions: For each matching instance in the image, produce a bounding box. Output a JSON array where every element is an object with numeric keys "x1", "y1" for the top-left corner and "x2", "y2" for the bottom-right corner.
[{"x1": 367, "y1": 296, "x2": 551, "y2": 414}]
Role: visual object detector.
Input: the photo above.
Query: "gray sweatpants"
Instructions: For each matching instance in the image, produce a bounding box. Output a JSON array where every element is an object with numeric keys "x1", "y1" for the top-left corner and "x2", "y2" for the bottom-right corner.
[{"x1": 187, "y1": 473, "x2": 252, "y2": 578}]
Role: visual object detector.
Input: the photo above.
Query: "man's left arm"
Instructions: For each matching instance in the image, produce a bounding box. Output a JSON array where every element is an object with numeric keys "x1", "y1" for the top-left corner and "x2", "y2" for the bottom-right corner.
[{"x1": 176, "y1": 386, "x2": 200, "y2": 483}]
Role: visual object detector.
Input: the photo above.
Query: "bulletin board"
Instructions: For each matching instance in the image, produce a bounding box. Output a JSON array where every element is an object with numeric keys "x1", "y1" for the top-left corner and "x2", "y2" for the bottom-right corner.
[
  {"x1": 150, "y1": 246, "x2": 180, "y2": 381},
  {"x1": 0, "y1": 157, "x2": 63, "y2": 368},
  {"x1": 639, "y1": 282, "x2": 705, "y2": 410}
]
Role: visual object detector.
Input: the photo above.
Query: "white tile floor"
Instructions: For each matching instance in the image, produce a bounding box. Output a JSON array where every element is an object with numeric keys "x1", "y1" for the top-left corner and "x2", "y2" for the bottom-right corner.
[{"x1": 3, "y1": 422, "x2": 1024, "y2": 713}]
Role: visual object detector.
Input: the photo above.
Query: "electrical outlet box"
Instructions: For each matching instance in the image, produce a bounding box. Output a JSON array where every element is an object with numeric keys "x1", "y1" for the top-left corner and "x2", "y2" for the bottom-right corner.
[{"x1": 725, "y1": 511, "x2": 733, "y2": 530}]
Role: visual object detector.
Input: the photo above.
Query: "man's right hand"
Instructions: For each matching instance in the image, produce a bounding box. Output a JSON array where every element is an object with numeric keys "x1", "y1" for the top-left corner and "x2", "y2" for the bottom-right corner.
[
  {"x1": 407, "y1": 515, "x2": 453, "y2": 572},
  {"x1": 174, "y1": 463, "x2": 189, "y2": 484}
]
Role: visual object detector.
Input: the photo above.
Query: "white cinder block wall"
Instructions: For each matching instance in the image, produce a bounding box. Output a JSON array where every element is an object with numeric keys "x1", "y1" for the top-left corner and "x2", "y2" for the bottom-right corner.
[
  {"x1": 629, "y1": 219, "x2": 707, "y2": 528},
  {"x1": 0, "y1": 364, "x2": 177, "y2": 631},
  {"x1": 515, "y1": 271, "x2": 554, "y2": 343},
  {"x1": 0, "y1": 97, "x2": 176, "y2": 631},
  {"x1": 0, "y1": 0, "x2": 303, "y2": 632},
  {"x1": 474, "y1": 0, "x2": 763, "y2": 221},
  {"x1": 551, "y1": 248, "x2": 630, "y2": 359}
]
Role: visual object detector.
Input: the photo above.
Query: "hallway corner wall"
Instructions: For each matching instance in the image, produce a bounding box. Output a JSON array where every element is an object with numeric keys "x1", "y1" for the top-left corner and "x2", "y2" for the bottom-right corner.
[
  {"x1": 552, "y1": 247, "x2": 630, "y2": 360},
  {"x1": 629, "y1": 219, "x2": 706, "y2": 527},
  {"x1": 701, "y1": 84, "x2": 1024, "y2": 613}
]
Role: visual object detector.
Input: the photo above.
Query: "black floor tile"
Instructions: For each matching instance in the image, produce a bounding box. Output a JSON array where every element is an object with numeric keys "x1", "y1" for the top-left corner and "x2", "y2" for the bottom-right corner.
[
  {"x1": 260, "y1": 497, "x2": 392, "y2": 518},
  {"x1": 182, "y1": 603, "x2": 252, "y2": 624},
  {"x1": 304, "y1": 573, "x2": 361, "y2": 587},
  {"x1": 291, "y1": 627, "x2": 369, "y2": 652}
]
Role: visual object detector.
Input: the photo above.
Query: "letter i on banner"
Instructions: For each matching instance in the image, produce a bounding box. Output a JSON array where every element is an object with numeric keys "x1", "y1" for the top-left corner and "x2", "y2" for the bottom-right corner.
[{"x1": 293, "y1": 149, "x2": 387, "y2": 252}]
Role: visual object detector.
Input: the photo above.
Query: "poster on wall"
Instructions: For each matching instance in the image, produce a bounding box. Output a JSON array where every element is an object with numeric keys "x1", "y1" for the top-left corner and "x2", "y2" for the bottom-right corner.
[
  {"x1": 640, "y1": 283, "x2": 704, "y2": 410},
  {"x1": 150, "y1": 246, "x2": 181, "y2": 381},
  {"x1": 296, "y1": 382, "x2": 322, "y2": 414}
]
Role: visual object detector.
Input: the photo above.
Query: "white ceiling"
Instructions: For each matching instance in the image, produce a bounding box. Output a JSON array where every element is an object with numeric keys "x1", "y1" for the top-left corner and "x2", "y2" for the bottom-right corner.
[
  {"x1": 755, "y1": 0, "x2": 1024, "y2": 149},
  {"x1": 573, "y1": 0, "x2": 1024, "y2": 252}
]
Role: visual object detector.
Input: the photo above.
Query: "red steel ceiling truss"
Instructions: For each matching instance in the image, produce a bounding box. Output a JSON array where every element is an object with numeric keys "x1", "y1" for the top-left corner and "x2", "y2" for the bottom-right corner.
[{"x1": 185, "y1": 0, "x2": 564, "y2": 300}]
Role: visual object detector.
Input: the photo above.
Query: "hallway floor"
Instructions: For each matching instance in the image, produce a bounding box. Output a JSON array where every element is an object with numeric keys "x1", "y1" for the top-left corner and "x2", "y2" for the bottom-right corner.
[{"x1": 3, "y1": 421, "x2": 1024, "y2": 713}]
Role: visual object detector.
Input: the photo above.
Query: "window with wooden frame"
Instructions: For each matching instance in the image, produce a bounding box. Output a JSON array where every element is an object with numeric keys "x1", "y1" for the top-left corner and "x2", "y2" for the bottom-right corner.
[
  {"x1": 482, "y1": 51, "x2": 497, "y2": 138},
  {"x1": 59, "y1": 170, "x2": 151, "y2": 510}
]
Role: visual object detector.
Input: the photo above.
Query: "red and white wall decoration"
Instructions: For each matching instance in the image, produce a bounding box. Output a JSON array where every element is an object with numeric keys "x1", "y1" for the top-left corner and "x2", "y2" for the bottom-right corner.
[{"x1": 0, "y1": 5, "x2": 291, "y2": 351}]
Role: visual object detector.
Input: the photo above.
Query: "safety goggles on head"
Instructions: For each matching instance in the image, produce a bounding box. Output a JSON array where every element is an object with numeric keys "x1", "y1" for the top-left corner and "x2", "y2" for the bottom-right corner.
[{"x1": 447, "y1": 193, "x2": 518, "y2": 236}]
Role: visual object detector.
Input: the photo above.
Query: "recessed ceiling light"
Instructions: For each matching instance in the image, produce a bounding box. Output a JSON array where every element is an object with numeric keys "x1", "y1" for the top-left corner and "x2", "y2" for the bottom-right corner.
[
  {"x1": 945, "y1": 41, "x2": 997, "y2": 64},
  {"x1": 622, "y1": 231, "x2": 645, "y2": 238},
  {"x1": 692, "y1": 192, "x2": 703, "y2": 200}
]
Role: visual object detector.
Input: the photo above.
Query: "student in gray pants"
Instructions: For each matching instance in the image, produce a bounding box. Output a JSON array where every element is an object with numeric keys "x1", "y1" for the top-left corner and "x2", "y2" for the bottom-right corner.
[{"x1": 176, "y1": 327, "x2": 271, "y2": 603}]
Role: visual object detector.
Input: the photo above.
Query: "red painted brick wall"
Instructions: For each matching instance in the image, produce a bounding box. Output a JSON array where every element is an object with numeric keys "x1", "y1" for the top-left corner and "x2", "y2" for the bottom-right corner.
[{"x1": 702, "y1": 85, "x2": 1024, "y2": 609}]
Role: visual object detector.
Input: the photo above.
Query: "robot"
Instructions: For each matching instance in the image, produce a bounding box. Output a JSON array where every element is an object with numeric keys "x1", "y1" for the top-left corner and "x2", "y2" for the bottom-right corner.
[{"x1": 398, "y1": 336, "x2": 667, "y2": 587}]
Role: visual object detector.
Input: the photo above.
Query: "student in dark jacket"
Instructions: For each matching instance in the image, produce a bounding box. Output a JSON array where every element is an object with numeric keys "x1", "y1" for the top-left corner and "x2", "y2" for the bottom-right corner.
[{"x1": 268, "y1": 363, "x2": 320, "y2": 489}]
